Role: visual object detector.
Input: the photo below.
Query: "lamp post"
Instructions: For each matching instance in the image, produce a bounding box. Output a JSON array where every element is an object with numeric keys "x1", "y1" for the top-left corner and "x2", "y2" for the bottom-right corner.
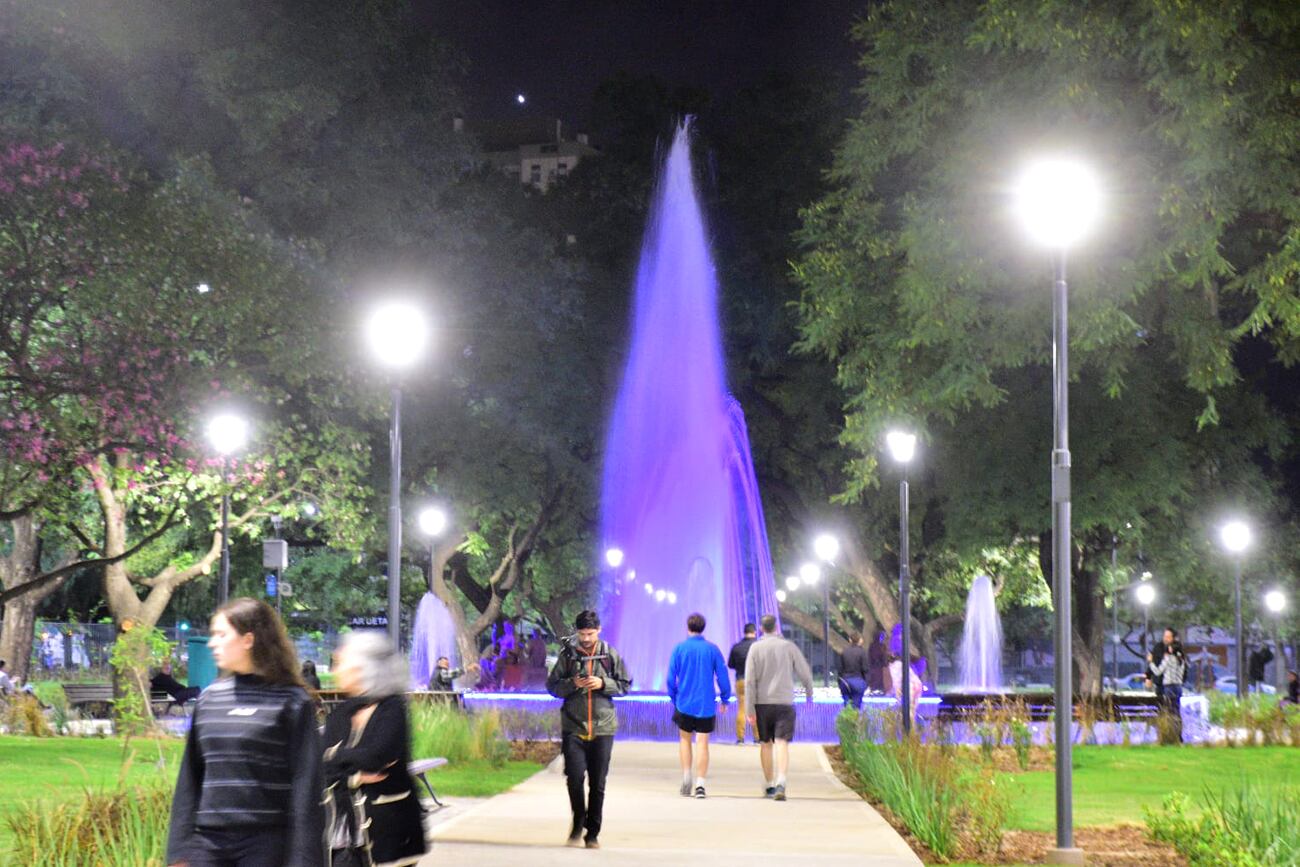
[
  {"x1": 1265, "y1": 589, "x2": 1286, "y2": 694},
  {"x1": 885, "y1": 430, "x2": 917, "y2": 735},
  {"x1": 1135, "y1": 581, "x2": 1155, "y2": 659},
  {"x1": 813, "y1": 533, "x2": 840, "y2": 689},
  {"x1": 1220, "y1": 520, "x2": 1252, "y2": 700},
  {"x1": 1014, "y1": 157, "x2": 1099, "y2": 866},
  {"x1": 418, "y1": 506, "x2": 449, "y2": 592},
  {"x1": 799, "y1": 561, "x2": 829, "y2": 687},
  {"x1": 207, "y1": 412, "x2": 249, "y2": 608},
  {"x1": 367, "y1": 300, "x2": 430, "y2": 649}
]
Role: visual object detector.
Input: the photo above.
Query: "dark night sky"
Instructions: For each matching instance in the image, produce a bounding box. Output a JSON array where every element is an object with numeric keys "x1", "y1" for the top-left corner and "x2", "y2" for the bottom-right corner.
[{"x1": 424, "y1": 0, "x2": 864, "y2": 129}]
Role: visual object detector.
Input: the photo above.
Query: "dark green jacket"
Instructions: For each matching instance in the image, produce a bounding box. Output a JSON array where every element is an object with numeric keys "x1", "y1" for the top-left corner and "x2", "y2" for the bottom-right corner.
[{"x1": 546, "y1": 639, "x2": 632, "y2": 738}]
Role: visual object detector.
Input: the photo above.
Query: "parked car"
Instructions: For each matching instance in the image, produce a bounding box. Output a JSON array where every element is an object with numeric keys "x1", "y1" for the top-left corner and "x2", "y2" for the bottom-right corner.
[
  {"x1": 1105, "y1": 672, "x2": 1155, "y2": 692},
  {"x1": 1214, "y1": 676, "x2": 1276, "y2": 695}
]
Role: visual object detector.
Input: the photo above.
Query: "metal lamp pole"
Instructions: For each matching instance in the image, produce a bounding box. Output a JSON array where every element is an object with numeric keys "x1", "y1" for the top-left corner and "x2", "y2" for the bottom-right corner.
[
  {"x1": 218, "y1": 457, "x2": 231, "y2": 607},
  {"x1": 822, "y1": 578, "x2": 832, "y2": 688},
  {"x1": 1234, "y1": 557, "x2": 1245, "y2": 699},
  {"x1": 899, "y1": 465, "x2": 912, "y2": 735},
  {"x1": 387, "y1": 385, "x2": 403, "y2": 649}
]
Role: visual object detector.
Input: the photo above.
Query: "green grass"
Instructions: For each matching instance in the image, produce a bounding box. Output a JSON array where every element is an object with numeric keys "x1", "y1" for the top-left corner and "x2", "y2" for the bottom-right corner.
[
  {"x1": 424, "y1": 759, "x2": 545, "y2": 797},
  {"x1": 1006, "y1": 745, "x2": 1300, "y2": 831}
]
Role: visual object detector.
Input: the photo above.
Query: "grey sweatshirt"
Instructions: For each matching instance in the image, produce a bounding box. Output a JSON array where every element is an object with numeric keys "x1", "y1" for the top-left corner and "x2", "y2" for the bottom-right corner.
[{"x1": 744, "y1": 633, "x2": 815, "y2": 714}]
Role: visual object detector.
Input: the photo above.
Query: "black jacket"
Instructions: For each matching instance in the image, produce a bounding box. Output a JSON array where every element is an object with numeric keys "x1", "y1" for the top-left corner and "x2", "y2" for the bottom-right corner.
[
  {"x1": 167, "y1": 675, "x2": 324, "y2": 867},
  {"x1": 322, "y1": 695, "x2": 426, "y2": 866},
  {"x1": 546, "y1": 639, "x2": 631, "y2": 737},
  {"x1": 727, "y1": 638, "x2": 755, "y2": 679},
  {"x1": 840, "y1": 645, "x2": 870, "y2": 680}
]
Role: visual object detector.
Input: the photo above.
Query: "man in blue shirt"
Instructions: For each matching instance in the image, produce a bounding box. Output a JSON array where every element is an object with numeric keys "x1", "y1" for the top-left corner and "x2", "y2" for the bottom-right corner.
[{"x1": 666, "y1": 612, "x2": 732, "y2": 799}]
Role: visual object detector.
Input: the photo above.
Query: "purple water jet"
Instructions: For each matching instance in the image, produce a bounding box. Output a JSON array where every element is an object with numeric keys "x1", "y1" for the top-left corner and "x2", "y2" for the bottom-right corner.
[
  {"x1": 957, "y1": 574, "x2": 1004, "y2": 692},
  {"x1": 409, "y1": 592, "x2": 462, "y2": 689},
  {"x1": 599, "y1": 121, "x2": 779, "y2": 690}
]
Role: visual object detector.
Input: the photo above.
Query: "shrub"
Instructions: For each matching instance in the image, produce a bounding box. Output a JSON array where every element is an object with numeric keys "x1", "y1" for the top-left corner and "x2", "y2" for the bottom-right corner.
[
  {"x1": 408, "y1": 701, "x2": 511, "y2": 767},
  {"x1": 5, "y1": 783, "x2": 171, "y2": 866},
  {"x1": 1146, "y1": 783, "x2": 1300, "y2": 866},
  {"x1": 2, "y1": 693, "x2": 54, "y2": 736}
]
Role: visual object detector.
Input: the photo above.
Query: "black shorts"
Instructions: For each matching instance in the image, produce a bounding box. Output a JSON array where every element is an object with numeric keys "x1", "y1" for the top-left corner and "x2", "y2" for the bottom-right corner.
[
  {"x1": 673, "y1": 709, "x2": 716, "y2": 734},
  {"x1": 754, "y1": 703, "x2": 796, "y2": 743}
]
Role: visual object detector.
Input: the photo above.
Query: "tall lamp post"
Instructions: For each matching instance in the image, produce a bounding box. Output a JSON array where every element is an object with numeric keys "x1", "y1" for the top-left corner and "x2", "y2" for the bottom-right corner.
[
  {"x1": 1265, "y1": 589, "x2": 1286, "y2": 694},
  {"x1": 207, "y1": 412, "x2": 249, "y2": 608},
  {"x1": 813, "y1": 533, "x2": 840, "y2": 688},
  {"x1": 885, "y1": 430, "x2": 917, "y2": 735},
  {"x1": 418, "y1": 506, "x2": 449, "y2": 592},
  {"x1": 799, "y1": 561, "x2": 828, "y2": 686},
  {"x1": 1135, "y1": 581, "x2": 1156, "y2": 659},
  {"x1": 1014, "y1": 157, "x2": 1100, "y2": 866},
  {"x1": 1219, "y1": 520, "x2": 1252, "y2": 700},
  {"x1": 367, "y1": 300, "x2": 430, "y2": 649}
]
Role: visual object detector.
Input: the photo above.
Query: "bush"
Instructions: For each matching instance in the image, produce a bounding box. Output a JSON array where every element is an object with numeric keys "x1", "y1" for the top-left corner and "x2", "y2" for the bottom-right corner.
[
  {"x1": 408, "y1": 701, "x2": 510, "y2": 768},
  {"x1": 1146, "y1": 783, "x2": 1300, "y2": 866},
  {"x1": 836, "y1": 708, "x2": 1010, "y2": 861},
  {"x1": 1206, "y1": 692, "x2": 1300, "y2": 745},
  {"x1": 4, "y1": 783, "x2": 171, "y2": 866},
  {"x1": 2, "y1": 693, "x2": 54, "y2": 736}
]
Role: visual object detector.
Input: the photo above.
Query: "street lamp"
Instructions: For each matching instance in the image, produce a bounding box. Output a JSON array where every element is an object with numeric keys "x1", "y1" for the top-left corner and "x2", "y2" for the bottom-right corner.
[
  {"x1": 207, "y1": 412, "x2": 249, "y2": 607},
  {"x1": 1014, "y1": 156, "x2": 1100, "y2": 867},
  {"x1": 1265, "y1": 589, "x2": 1286, "y2": 694},
  {"x1": 418, "y1": 506, "x2": 448, "y2": 592},
  {"x1": 604, "y1": 547, "x2": 625, "y2": 569},
  {"x1": 785, "y1": 575, "x2": 801, "y2": 592},
  {"x1": 800, "y1": 560, "x2": 832, "y2": 687},
  {"x1": 1219, "y1": 520, "x2": 1252, "y2": 700},
  {"x1": 367, "y1": 299, "x2": 430, "y2": 648},
  {"x1": 885, "y1": 430, "x2": 917, "y2": 734},
  {"x1": 1135, "y1": 581, "x2": 1156, "y2": 658}
]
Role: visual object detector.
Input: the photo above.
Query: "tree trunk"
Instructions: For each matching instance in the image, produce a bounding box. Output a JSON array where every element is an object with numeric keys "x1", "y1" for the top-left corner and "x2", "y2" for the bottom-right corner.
[
  {"x1": 0, "y1": 515, "x2": 55, "y2": 684},
  {"x1": 1037, "y1": 529, "x2": 1107, "y2": 697}
]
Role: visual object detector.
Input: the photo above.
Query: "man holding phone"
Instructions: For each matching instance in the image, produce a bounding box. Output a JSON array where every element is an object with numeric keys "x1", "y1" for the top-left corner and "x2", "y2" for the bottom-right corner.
[{"x1": 546, "y1": 609, "x2": 632, "y2": 850}]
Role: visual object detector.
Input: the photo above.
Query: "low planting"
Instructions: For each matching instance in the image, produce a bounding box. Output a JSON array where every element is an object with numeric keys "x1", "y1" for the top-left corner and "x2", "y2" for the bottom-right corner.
[
  {"x1": 1146, "y1": 783, "x2": 1300, "y2": 866},
  {"x1": 836, "y1": 708, "x2": 1009, "y2": 862},
  {"x1": 5, "y1": 783, "x2": 171, "y2": 867},
  {"x1": 408, "y1": 702, "x2": 512, "y2": 767},
  {"x1": 1205, "y1": 692, "x2": 1300, "y2": 745}
]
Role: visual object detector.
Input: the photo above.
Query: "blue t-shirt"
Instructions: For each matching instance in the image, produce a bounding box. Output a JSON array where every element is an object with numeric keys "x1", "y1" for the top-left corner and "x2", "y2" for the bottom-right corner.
[{"x1": 667, "y1": 635, "x2": 732, "y2": 718}]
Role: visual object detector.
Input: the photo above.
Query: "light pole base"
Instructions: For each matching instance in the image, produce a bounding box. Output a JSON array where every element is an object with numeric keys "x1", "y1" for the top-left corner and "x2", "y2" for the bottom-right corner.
[{"x1": 1045, "y1": 847, "x2": 1086, "y2": 865}]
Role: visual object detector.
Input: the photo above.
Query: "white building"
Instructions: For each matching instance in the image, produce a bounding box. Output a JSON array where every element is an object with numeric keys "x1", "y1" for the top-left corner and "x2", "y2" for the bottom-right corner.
[{"x1": 455, "y1": 116, "x2": 600, "y2": 192}]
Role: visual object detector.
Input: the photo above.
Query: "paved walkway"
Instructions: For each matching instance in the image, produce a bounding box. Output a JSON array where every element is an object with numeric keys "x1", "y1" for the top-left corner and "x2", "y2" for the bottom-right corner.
[{"x1": 422, "y1": 740, "x2": 920, "y2": 866}]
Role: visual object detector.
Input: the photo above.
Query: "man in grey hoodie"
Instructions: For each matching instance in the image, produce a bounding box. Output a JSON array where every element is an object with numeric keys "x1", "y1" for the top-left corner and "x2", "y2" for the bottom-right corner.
[{"x1": 744, "y1": 614, "x2": 814, "y2": 801}]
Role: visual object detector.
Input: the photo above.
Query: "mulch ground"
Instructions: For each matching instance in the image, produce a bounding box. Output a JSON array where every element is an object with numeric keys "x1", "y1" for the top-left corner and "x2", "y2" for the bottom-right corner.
[
  {"x1": 510, "y1": 739, "x2": 561, "y2": 765},
  {"x1": 824, "y1": 746, "x2": 1185, "y2": 866}
]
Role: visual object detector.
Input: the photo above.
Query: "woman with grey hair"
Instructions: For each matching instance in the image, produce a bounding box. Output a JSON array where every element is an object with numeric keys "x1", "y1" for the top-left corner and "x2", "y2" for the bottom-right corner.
[{"x1": 322, "y1": 631, "x2": 426, "y2": 867}]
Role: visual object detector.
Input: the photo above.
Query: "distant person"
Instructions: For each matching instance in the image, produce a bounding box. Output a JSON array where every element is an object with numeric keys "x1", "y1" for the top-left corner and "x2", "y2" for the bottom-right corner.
[
  {"x1": 300, "y1": 660, "x2": 322, "y2": 691},
  {"x1": 744, "y1": 614, "x2": 814, "y2": 802},
  {"x1": 666, "y1": 613, "x2": 731, "y2": 799},
  {"x1": 527, "y1": 629, "x2": 549, "y2": 689},
  {"x1": 166, "y1": 598, "x2": 323, "y2": 867},
  {"x1": 431, "y1": 655, "x2": 477, "y2": 691},
  {"x1": 151, "y1": 660, "x2": 201, "y2": 711},
  {"x1": 839, "y1": 634, "x2": 869, "y2": 710},
  {"x1": 546, "y1": 610, "x2": 631, "y2": 849},
  {"x1": 1282, "y1": 670, "x2": 1299, "y2": 708},
  {"x1": 322, "y1": 631, "x2": 426, "y2": 867},
  {"x1": 867, "y1": 630, "x2": 888, "y2": 693},
  {"x1": 1145, "y1": 640, "x2": 1166, "y2": 694},
  {"x1": 1248, "y1": 645, "x2": 1274, "y2": 691},
  {"x1": 727, "y1": 623, "x2": 757, "y2": 744},
  {"x1": 0, "y1": 660, "x2": 14, "y2": 695},
  {"x1": 1148, "y1": 628, "x2": 1187, "y2": 744}
]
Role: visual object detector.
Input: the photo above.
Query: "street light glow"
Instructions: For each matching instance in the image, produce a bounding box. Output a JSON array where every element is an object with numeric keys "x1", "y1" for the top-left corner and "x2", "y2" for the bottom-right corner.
[
  {"x1": 644, "y1": 583, "x2": 654, "y2": 595},
  {"x1": 418, "y1": 506, "x2": 448, "y2": 537},
  {"x1": 366, "y1": 300, "x2": 429, "y2": 369},
  {"x1": 604, "y1": 547, "x2": 625, "y2": 569},
  {"x1": 885, "y1": 431, "x2": 917, "y2": 464},
  {"x1": 813, "y1": 533, "x2": 839, "y2": 564},
  {"x1": 1013, "y1": 158, "x2": 1101, "y2": 248},
  {"x1": 1135, "y1": 582, "x2": 1156, "y2": 607},
  {"x1": 775, "y1": 589, "x2": 787, "y2": 603},
  {"x1": 1266, "y1": 589, "x2": 1286, "y2": 614},
  {"x1": 655, "y1": 589, "x2": 666, "y2": 603},
  {"x1": 666, "y1": 591, "x2": 677, "y2": 605},
  {"x1": 786, "y1": 575, "x2": 801, "y2": 592},
  {"x1": 799, "y1": 563, "x2": 821, "y2": 585},
  {"x1": 206, "y1": 412, "x2": 249, "y2": 455},
  {"x1": 1220, "y1": 520, "x2": 1252, "y2": 554}
]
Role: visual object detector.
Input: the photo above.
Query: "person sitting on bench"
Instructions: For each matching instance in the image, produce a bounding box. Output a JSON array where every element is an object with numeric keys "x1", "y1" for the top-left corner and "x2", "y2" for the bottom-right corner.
[{"x1": 151, "y1": 660, "x2": 200, "y2": 709}]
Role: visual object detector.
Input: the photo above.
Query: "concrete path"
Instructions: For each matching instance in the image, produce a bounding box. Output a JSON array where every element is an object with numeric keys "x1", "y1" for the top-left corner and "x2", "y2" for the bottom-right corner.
[{"x1": 422, "y1": 740, "x2": 921, "y2": 866}]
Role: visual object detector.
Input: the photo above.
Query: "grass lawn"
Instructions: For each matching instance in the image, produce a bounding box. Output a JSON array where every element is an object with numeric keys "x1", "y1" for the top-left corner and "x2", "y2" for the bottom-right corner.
[{"x1": 1006, "y1": 745, "x2": 1300, "y2": 831}]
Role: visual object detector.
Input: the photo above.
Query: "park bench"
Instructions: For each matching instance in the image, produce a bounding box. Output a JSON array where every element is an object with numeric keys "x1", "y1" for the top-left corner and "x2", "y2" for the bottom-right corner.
[
  {"x1": 407, "y1": 757, "x2": 448, "y2": 809},
  {"x1": 62, "y1": 683, "x2": 114, "y2": 716}
]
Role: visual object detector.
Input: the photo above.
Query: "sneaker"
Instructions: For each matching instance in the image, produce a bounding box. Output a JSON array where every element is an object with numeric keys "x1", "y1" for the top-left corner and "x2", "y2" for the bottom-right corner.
[
  {"x1": 774, "y1": 784, "x2": 787, "y2": 801},
  {"x1": 680, "y1": 781, "x2": 692, "y2": 797},
  {"x1": 585, "y1": 838, "x2": 600, "y2": 849},
  {"x1": 764, "y1": 786, "x2": 776, "y2": 799},
  {"x1": 694, "y1": 785, "x2": 706, "y2": 799}
]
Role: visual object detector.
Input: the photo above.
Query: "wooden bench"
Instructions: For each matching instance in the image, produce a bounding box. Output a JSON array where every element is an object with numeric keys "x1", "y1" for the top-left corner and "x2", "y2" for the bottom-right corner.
[
  {"x1": 408, "y1": 758, "x2": 449, "y2": 809},
  {"x1": 62, "y1": 683, "x2": 114, "y2": 716}
]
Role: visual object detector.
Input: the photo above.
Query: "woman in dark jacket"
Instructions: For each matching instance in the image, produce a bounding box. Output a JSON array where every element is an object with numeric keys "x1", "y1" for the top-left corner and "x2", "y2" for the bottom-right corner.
[{"x1": 323, "y1": 631, "x2": 426, "y2": 867}]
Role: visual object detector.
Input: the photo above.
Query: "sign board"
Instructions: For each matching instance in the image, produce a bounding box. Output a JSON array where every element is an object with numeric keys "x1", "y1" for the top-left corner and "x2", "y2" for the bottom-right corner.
[
  {"x1": 262, "y1": 539, "x2": 289, "y2": 570},
  {"x1": 348, "y1": 614, "x2": 388, "y2": 628},
  {"x1": 265, "y1": 574, "x2": 277, "y2": 597}
]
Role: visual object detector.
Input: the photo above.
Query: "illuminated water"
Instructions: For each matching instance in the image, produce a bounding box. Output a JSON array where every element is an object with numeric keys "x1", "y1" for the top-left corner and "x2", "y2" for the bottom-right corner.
[
  {"x1": 599, "y1": 121, "x2": 779, "y2": 690},
  {"x1": 409, "y1": 592, "x2": 461, "y2": 689},
  {"x1": 957, "y1": 574, "x2": 1004, "y2": 691}
]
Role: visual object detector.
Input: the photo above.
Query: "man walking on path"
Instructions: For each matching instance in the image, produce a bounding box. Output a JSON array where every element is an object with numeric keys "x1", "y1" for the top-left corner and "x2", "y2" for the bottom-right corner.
[
  {"x1": 546, "y1": 610, "x2": 632, "y2": 850},
  {"x1": 667, "y1": 613, "x2": 732, "y2": 799},
  {"x1": 839, "y1": 633, "x2": 869, "y2": 710},
  {"x1": 745, "y1": 614, "x2": 814, "y2": 802},
  {"x1": 728, "y1": 623, "x2": 757, "y2": 743}
]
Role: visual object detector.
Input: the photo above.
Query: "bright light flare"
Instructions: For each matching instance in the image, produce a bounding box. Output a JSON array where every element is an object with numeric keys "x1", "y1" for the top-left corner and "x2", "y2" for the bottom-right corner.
[
  {"x1": 206, "y1": 413, "x2": 249, "y2": 455},
  {"x1": 605, "y1": 547, "x2": 625, "y2": 569},
  {"x1": 1013, "y1": 158, "x2": 1101, "y2": 248},
  {"x1": 366, "y1": 300, "x2": 429, "y2": 369},
  {"x1": 1220, "y1": 520, "x2": 1252, "y2": 554},
  {"x1": 885, "y1": 431, "x2": 917, "y2": 464},
  {"x1": 1135, "y1": 582, "x2": 1156, "y2": 607},
  {"x1": 813, "y1": 533, "x2": 839, "y2": 564},
  {"x1": 418, "y1": 506, "x2": 448, "y2": 537}
]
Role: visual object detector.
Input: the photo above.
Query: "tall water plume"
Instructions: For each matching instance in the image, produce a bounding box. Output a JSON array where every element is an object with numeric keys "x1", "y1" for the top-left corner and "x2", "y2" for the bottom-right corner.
[
  {"x1": 957, "y1": 574, "x2": 1004, "y2": 691},
  {"x1": 409, "y1": 592, "x2": 461, "y2": 689},
  {"x1": 599, "y1": 121, "x2": 778, "y2": 690}
]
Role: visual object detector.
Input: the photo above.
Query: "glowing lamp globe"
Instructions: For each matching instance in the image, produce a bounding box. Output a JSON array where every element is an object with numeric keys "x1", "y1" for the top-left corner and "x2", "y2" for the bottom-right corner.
[
  {"x1": 604, "y1": 547, "x2": 625, "y2": 569},
  {"x1": 813, "y1": 533, "x2": 840, "y2": 564},
  {"x1": 418, "y1": 507, "x2": 448, "y2": 537},
  {"x1": 886, "y1": 431, "x2": 917, "y2": 464},
  {"x1": 1013, "y1": 158, "x2": 1101, "y2": 248},
  {"x1": 1135, "y1": 583, "x2": 1156, "y2": 607},
  {"x1": 775, "y1": 589, "x2": 787, "y2": 603},
  {"x1": 786, "y1": 575, "x2": 801, "y2": 592},
  {"x1": 207, "y1": 413, "x2": 250, "y2": 455},
  {"x1": 1220, "y1": 521, "x2": 1252, "y2": 554},
  {"x1": 799, "y1": 563, "x2": 821, "y2": 585},
  {"x1": 366, "y1": 301, "x2": 429, "y2": 369},
  {"x1": 1265, "y1": 590, "x2": 1286, "y2": 614}
]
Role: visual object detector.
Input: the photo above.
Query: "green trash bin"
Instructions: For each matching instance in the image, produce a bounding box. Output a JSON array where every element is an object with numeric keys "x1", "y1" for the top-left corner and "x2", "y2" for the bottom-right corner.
[{"x1": 187, "y1": 634, "x2": 217, "y2": 690}]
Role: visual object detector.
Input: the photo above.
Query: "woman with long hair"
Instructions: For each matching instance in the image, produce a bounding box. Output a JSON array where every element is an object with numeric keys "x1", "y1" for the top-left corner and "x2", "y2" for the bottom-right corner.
[
  {"x1": 323, "y1": 630, "x2": 426, "y2": 867},
  {"x1": 167, "y1": 598, "x2": 324, "y2": 866}
]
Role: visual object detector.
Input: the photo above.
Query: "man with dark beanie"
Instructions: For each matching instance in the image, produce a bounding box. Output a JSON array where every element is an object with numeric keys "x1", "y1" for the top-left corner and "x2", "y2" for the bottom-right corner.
[{"x1": 546, "y1": 609, "x2": 632, "y2": 850}]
